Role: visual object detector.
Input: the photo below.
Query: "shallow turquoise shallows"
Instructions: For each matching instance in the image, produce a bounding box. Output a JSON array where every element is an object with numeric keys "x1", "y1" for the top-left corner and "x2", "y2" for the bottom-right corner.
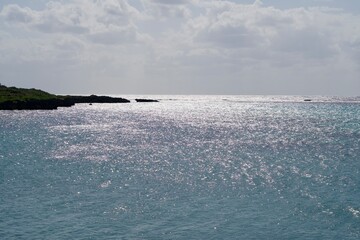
[{"x1": 1, "y1": 96, "x2": 360, "y2": 239}]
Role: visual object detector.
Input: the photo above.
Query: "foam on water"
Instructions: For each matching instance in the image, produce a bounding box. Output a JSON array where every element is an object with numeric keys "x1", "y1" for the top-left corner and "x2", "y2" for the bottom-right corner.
[{"x1": 1, "y1": 95, "x2": 360, "y2": 239}]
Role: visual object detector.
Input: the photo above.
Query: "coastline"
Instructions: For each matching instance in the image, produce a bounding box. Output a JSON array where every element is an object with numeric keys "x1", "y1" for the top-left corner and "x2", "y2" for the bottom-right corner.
[{"x1": 0, "y1": 85, "x2": 130, "y2": 110}]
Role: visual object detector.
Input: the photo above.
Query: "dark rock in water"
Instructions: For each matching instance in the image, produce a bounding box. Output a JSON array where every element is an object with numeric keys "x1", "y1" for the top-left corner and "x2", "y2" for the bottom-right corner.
[
  {"x1": 61, "y1": 95, "x2": 130, "y2": 104},
  {"x1": 304, "y1": 99, "x2": 312, "y2": 102},
  {"x1": 135, "y1": 99, "x2": 159, "y2": 103},
  {"x1": 0, "y1": 98, "x2": 75, "y2": 110}
]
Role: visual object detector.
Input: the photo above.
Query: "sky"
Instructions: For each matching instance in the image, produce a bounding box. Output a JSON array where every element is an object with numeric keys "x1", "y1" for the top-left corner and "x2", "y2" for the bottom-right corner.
[{"x1": 0, "y1": 0, "x2": 359, "y2": 95}]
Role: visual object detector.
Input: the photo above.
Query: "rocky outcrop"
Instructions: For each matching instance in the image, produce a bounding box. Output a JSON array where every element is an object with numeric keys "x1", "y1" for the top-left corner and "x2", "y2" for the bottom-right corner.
[
  {"x1": 61, "y1": 95, "x2": 130, "y2": 104},
  {"x1": 0, "y1": 85, "x2": 130, "y2": 110},
  {"x1": 135, "y1": 98, "x2": 159, "y2": 102},
  {"x1": 0, "y1": 98, "x2": 74, "y2": 110},
  {"x1": 0, "y1": 95, "x2": 130, "y2": 110}
]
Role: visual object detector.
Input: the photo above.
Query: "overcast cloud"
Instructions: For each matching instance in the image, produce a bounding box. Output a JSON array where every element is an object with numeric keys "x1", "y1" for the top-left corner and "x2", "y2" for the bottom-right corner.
[{"x1": 0, "y1": 0, "x2": 359, "y2": 95}]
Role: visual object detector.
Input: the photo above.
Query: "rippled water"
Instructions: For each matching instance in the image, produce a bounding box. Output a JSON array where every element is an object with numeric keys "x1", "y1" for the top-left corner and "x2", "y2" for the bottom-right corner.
[{"x1": 1, "y1": 96, "x2": 360, "y2": 239}]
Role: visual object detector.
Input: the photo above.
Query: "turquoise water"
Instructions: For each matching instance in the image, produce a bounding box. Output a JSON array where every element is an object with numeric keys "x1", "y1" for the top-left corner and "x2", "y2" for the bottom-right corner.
[{"x1": 1, "y1": 96, "x2": 360, "y2": 239}]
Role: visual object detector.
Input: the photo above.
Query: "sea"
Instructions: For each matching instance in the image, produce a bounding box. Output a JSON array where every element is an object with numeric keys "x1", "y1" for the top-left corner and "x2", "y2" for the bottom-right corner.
[{"x1": 1, "y1": 95, "x2": 360, "y2": 239}]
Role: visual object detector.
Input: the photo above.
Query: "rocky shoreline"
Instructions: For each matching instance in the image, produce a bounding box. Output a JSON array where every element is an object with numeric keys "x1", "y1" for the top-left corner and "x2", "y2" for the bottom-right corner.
[
  {"x1": 0, "y1": 85, "x2": 130, "y2": 110},
  {"x1": 135, "y1": 98, "x2": 159, "y2": 103},
  {"x1": 0, "y1": 95, "x2": 131, "y2": 110}
]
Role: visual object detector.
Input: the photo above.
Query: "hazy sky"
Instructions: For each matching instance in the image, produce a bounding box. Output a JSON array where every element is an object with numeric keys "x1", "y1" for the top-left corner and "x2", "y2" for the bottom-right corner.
[{"x1": 0, "y1": 0, "x2": 359, "y2": 95}]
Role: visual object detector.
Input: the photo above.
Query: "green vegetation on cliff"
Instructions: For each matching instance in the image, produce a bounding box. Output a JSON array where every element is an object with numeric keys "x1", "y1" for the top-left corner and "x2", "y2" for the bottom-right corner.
[
  {"x1": 0, "y1": 84, "x2": 130, "y2": 110},
  {"x1": 0, "y1": 84, "x2": 58, "y2": 103}
]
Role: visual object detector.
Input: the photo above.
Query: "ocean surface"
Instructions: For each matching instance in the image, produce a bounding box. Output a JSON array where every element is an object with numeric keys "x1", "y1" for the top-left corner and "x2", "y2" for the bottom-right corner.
[{"x1": 1, "y1": 95, "x2": 360, "y2": 239}]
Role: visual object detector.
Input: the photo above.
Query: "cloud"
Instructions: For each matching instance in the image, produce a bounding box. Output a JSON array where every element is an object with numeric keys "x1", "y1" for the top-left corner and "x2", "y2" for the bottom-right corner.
[
  {"x1": 183, "y1": 1, "x2": 360, "y2": 63},
  {"x1": 150, "y1": 0, "x2": 190, "y2": 4},
  {"x1": 95, "y1": 0, "x2": 141, "y2": 25},
  {"x1": 272, "y1": 27, "x2": 335, "y2": 59},
  {"x1": 88, "y1": 25, "x2": 142, "y2": 45},
  {"x1": 139, "y1": 0, "x2": 360, "y2": 95},
  {"x1": 34, "y1": 17, "x2": 89, "y2": 34},
  {"x1": 142, "y1": 0, "x2": 192, "y2": 19},
  {"x1": 0, "y1": 0, "x2": 141, "y2": 36},
  {"x1": 1, "y1": 2, "x2": 88, "y2": 34},
  {"x1": 0, "y1": 0, "x2": 359, "y2": 95},
  {"x1": 0, "y1": 4, "x2": 35, "y2": 23},
  {"x1": 185, "y1": 2, "x2": 283, "y2": 51}
]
